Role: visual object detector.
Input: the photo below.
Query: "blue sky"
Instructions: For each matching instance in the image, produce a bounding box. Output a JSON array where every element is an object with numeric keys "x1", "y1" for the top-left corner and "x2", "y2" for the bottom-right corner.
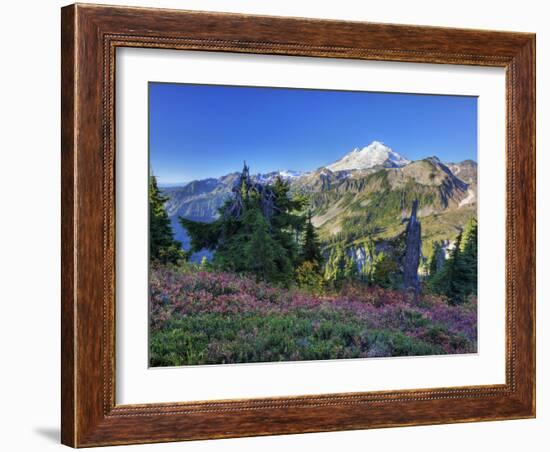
[{"x1": 149, "y1": 82, "x2": 477, "y2": 184}]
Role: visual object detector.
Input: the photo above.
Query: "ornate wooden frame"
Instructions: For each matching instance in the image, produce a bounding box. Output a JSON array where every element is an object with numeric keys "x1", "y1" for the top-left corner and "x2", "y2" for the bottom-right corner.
[{"x1": 61, "y1": 3, "x2": 535, "y2": 447}]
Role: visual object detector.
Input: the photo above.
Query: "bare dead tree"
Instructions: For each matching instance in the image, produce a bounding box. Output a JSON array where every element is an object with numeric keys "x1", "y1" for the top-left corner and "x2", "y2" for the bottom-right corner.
[
  {"x1": 403, "y1": 199, "x2": 422, "y2": 294},
  {"x1": 223, "y1": 162, "x2": 280, "y2": 224}
]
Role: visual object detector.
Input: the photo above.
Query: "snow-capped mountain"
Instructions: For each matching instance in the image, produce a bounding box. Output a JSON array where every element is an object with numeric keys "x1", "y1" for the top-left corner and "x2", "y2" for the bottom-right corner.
[
  {"x1": 253, "y1": 169, "x2": 306, "y2": 183},
  {"x1": 278, "y1": 169, "x2": 305, "y2": 179},
  {"x1": 326, "y1": 141, "x2": 410, "y2": 172}
]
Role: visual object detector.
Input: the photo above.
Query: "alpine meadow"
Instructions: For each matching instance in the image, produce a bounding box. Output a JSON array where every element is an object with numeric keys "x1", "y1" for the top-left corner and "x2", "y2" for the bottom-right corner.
[{"x1": 148, "y1": 83, "x2": 478, "y2": 366}]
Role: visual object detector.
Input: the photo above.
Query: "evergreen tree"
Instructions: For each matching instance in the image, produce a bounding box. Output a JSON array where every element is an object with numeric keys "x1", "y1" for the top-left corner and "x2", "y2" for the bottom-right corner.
[
  {"x1": 244, "y1": 208, "x2": 291, "y2": 283},
  {"x1": 343, "y1": 253, "x2": 358, "y2": 280},
  {"x1": 443, "y1": 232, "x2": 466, "y2": 304},
  {"x1": 271, "y1": 176, "x2": 307, "y2": 265},
  {"x1": 300, "y1": 212, "x2": 323, "y2": 270},
  {"x1": 272, "y1": 176, "x2": 307, "y2": 226},
  {"x1": 428, "y1": 241, "x2": 444, "y2": 277},
  {"x1": 323, "y1": 244, "x2": 357, "y2": 287},
  {"x1": 295, "y1": 260, "x2": 324, "y2": 293},
  {"x1": 179, "y1": 165, "x2": 304, "y2": 285},
  {"x1": 458, "y1": 217, "x2": 478, "y2": 297},
  {"x1": 324, "y1": 244, "x2": 346, "y2": 286},
  {"x1": 429, "y1": 218, "x2": 477, "y2": 304},
  {"x1": 358, "y1": 236, "x2": 376, "y2": 282},
  {"x1": 149, "y1": 175, "x2": 185, "y2": 264},
  {"x1": 371, "y1": 251, "x2": 399, "y2": 288}
]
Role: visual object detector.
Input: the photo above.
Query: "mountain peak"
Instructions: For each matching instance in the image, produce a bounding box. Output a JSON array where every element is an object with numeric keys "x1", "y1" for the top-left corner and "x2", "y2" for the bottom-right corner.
[{"x1": 326, "y1": 141, "x2": 410, "y2": 172}]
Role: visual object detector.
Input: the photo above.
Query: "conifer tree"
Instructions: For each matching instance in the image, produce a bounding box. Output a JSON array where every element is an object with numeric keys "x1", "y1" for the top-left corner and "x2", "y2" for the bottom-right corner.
[
  {"x1": 323, "y1": 244, "x2": 346, "y2": 286},
  {"x1": 458, "y1": 217, "x2": 478, "y2": 297},
  {"x1": 300, "y1": 212, "x2": 323, "y2": 270},
  {"x1": 244, "y1": 208, "x2": 291, "y2": 283},
  {"x1": 295, "y1": 260, "x2": 324, "y2": 293},
  {"x1": 444, "y1": 231, "x2": 466, "y2": 304},
  {"x1": 428, "y1": 241, "x2": 444, "y2": 277},
  {"x1": 323, "y1": 244, "x2": 357, "y2": 287},
  {"x1": 271, "y1": 176, "x2": 307, "y2": 265},
  {"x1": 371, "y1": 251, "x2": 399, "y2": 288},
  {"x1": 179, "y1": 165, "x2": 304, "y2": 285},
  {"x1": 343, "y1": 253, "x2": 358, "y2": 280},
  {"x1": 149, "y1": 175, "x2": 185, "y2": 264},
  {"x1": 426, "y1": 217, "x2": 478, "y2": 304}
]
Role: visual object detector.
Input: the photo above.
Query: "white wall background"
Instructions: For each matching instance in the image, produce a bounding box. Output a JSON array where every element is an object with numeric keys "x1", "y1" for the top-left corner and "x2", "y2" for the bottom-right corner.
[{"x1": 0, "y1": 1, "x2": 545, "y2": 451}]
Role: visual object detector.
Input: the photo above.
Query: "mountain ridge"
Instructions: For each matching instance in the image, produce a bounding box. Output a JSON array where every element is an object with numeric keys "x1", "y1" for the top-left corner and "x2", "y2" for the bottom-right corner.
[{"x1": 161, "y1": 142, "x2": 477, "y2": 263}]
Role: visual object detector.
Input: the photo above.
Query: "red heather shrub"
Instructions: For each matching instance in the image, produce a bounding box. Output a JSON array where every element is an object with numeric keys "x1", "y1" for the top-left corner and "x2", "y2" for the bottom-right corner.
[{"x1": 150, "y1": 265, "x2": 477, "y2": 357}]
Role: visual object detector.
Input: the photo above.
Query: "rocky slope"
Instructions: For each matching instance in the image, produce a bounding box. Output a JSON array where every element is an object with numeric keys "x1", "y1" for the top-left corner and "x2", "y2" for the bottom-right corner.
[{"x1": 306, "y1": 156, "x2": 475, "y2": 259}]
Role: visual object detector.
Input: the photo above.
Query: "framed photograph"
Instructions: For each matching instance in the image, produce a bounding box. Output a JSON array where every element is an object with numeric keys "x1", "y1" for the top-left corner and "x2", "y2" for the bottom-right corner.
[{"x1": 61, "y1": 3, "x2": 535, "y2": 447}]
